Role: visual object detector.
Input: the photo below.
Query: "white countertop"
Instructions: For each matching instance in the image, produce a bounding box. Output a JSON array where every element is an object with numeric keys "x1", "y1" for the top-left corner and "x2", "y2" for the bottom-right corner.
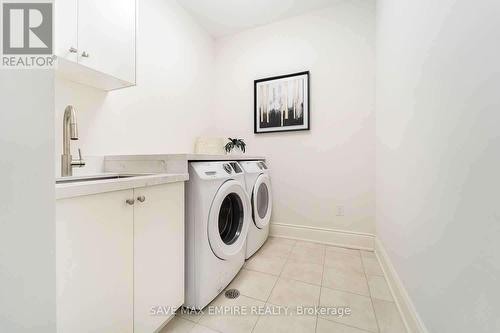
[
  {"x1": 56, "y1": 173, "x2": 188, "y2": 200},
  {"x1": 55, "y1": 154, "x2": 265, "y2": 199},
  {"x1": 103, "y1": 154, "x2": 266, "y2": 174},
  {"x1": 104, "y1": 153, "x2": 266, "y2": 162}
]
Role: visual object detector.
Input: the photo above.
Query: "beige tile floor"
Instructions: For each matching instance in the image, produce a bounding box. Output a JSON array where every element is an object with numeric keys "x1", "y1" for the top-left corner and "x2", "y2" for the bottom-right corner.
[{"x1": 160, "y1": 237, "x2": 407, "y2": 333}]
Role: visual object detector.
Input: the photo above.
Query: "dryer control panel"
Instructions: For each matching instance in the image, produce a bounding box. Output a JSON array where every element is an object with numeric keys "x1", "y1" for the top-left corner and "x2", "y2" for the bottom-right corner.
[{"x1": 240, "y1": 160, "x2": 268, "y2": 174}]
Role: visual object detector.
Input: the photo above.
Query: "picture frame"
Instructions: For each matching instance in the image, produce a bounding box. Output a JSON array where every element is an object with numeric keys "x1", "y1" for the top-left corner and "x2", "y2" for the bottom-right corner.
[{"x1": 254, "y1": 71, "x2": 310, "y2": 134}]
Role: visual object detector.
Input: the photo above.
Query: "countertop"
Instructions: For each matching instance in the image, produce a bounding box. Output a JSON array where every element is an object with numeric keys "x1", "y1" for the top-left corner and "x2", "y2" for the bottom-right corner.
[
  {"x1": 104, "y1": 154, "x2": 266, "y2": 174},
  {"x1": 104, "y1": 153, "x2": 266, "y2": 162},
  {"x1": 56, "y1": 154, "x2": 265, "y2": 199},
  {"x1": 56, "y1": 173, "x2": 189, "y2": 200}
]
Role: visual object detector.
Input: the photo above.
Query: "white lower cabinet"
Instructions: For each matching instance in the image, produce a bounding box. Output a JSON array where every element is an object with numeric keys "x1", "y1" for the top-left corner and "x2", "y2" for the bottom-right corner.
[
  {"x1": 57, "y1": 189, "x2": 134, "y2": 333},
  {"x1": 56, "y1": 182, "x2": 184, "y2": 333},
  {"x1": 134, "y1": 182, "x2": 184, "y2": 333}
]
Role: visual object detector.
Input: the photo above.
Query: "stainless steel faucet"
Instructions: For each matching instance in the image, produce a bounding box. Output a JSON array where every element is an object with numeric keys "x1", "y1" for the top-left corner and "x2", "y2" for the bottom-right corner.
[{"x1": 61, "y1": 105, "x2": 85, "y2": 177}]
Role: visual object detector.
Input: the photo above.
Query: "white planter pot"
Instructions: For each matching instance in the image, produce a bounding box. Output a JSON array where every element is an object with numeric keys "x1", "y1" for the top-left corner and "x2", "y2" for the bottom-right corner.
[{"x1": 227, "y1": 149, "x2": 244, "y2": 156}]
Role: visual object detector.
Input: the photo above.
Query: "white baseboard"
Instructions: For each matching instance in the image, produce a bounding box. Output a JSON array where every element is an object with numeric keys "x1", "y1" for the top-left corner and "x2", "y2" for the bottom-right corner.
[
  {"x1": 375, "y1": 238, "x2": 429, "y2": 333},
  {"x1": 269, "y1": 222, "x2": 375, "y2": 250}
]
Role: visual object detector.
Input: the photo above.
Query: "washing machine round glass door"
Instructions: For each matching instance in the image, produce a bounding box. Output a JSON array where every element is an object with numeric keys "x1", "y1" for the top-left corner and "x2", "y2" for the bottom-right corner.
[
  {"x1": 208, "y1": 180, "x2": 250, "y2": 260},
  {"x1": 252, "y1": 174, "x2": 272, "y2": 229}
]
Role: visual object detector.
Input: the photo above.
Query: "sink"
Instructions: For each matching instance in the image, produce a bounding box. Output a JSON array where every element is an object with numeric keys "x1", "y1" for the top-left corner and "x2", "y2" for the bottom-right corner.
[{"x1": 56, "y1": 174, "x2": 151, "y2": 184}]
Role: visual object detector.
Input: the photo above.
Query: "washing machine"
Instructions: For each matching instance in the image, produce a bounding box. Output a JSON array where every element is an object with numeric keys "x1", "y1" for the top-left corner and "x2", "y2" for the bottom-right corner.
[
  {"x1": 184, "y1": 161, "x2": 251, "y2": 310},
  {"x1": 240, "y1": 161, "x2": 273, "y2": 259}
]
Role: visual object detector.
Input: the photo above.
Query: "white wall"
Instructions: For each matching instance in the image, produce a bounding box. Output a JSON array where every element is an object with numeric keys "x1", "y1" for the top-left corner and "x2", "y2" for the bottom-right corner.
[
  {"x1": 0, "y1": 71, "x2": 56, "y2": 332},
  {"x1": 55, "y1": 0, "x2": 215, "y2": 176},
  {"x1": 212, "y1": 0, "x2": 376, "y2": 234},
  {"x1": 376, "y1": 0, "x2": 500, "y2": 332},
  {"x1": 55, "y1": 0, "x2": 376, "y2": 237}
]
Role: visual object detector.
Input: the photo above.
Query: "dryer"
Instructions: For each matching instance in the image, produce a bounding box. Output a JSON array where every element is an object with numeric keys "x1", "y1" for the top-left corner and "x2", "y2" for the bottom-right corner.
[
  {"x1": 240, "y1": 161, "x2": 273, "y2": 259},
  {"x1": 184, "y1": 161, "x2": 251, "y2": 310}
]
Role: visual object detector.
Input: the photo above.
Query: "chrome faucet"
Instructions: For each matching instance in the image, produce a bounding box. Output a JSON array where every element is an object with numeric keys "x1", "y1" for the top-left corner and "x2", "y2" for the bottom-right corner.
[{"x1": 61, "y1": 105, "x2": 85, "y2": 177}]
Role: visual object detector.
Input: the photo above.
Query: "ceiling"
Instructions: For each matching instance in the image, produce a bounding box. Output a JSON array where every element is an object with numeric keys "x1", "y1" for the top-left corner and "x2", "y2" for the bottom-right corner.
[{"x1": 177, "y1": 0, "x2": 337, "y2": 38}]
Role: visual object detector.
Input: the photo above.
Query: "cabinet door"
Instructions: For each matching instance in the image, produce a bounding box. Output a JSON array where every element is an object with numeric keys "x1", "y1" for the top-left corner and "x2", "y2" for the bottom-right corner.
[
  {"x1": 54, "y1": 0, "x2": 78, "y2": 62},
  {"x1": 134, "y1": 183, "x2": 185, "y2": 333},
  {"x1": 77, "y1": 0, "x2": 136, "y2": 83},
  {"x1": 56, "y1": 189, "x2": 134, "y2": 333}
]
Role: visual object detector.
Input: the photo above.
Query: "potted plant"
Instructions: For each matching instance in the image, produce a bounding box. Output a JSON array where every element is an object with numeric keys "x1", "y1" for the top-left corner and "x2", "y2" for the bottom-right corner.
[{"x1": 224, "y1": 138, "x2": 246, "y2": 155}]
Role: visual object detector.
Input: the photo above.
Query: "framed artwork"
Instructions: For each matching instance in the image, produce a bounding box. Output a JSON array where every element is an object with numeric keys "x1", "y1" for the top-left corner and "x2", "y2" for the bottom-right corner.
[{"x1": 254, "y1": 71, "x2": 310, "y2": 134}]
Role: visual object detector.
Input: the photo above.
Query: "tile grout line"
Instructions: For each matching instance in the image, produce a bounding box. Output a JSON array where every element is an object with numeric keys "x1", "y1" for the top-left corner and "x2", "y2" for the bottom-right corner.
[
  {"x1": 199, "y1": 244, "x2": 380, "y2": 333},
  {"x1": 229, "y1": 274, "x2": 381, "y2": 331},
  {"x1": 317, "y1": 249, "x2": 383, "y2": 333},
  {"x1": 181, "y1": 240, "x2": 387, "y2": 333},
  {"x1": 282, "y1": 240, "x2": 328, "y2": 286},
  {"x1": 318, "y1": 250, "x2": 380, "y2": 333},
  {"x1": 322, "y1": 251, "x2": 374, "y2": 297},
  {"x1": 322, "y1": 249, "x2": 376, "y2": 297},
  {"x1": 189, "y1": 321, "x2": 224, "y2": 333},
  {"x1": 315, "y1": 245, "x2": 327, "y2": 333},
  {"x1": 320, "y1": 320, "x2": 375, "y2": 333},
  {"x1": 260, "y1": 241, "x2": 377, "y2": 332},
  {"x1": 197, "y1": 240, "x2": 383, "y2": 333},
  {"x1": 361, "y1": 253, "x2": 382, "y2": 333},
  {"x1": 320, "y1": 284, "x2": 373, "y2": 299},
  {"x1": 250, "y1": 238, "x2": 296, "y2": 333}
]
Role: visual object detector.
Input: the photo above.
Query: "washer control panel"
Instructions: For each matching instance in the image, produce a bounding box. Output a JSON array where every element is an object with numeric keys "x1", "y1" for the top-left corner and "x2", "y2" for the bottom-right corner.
[
  {"x1": 223, "y1": 163, "x2": 232, "y2": 174},
  {"x1": 229, "y1": 162, "x2": 243, "y2": 174},
  {"x1": 190, "y1": 161, "x2": 245, "y2": 180}
]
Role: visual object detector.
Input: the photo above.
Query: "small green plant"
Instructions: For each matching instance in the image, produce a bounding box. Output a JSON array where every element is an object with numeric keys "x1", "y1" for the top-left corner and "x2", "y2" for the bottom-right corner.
[{"x1": 224, "y1": 138, "x2": 246, "y2": 154}]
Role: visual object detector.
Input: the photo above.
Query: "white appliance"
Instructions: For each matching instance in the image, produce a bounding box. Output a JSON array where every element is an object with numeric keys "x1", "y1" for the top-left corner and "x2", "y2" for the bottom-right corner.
[
  {"x1": 240, "y1": 161, "x2": 273, "y2": 259},
  {"x1": 184, "y1": 161, "x2": 251, "y2": 309}
]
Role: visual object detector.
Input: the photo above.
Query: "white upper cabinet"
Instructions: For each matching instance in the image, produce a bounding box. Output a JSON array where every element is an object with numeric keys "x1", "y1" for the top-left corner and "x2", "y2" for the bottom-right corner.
[
  {"x1": 55, "y1": 0, "x2": 78, "y2": 62},
  {"x1": 55, "y1": 0, "x2": 136, "y2": 90},
  {"x1": 78, "y1": 0, "x2": 136, "y2": 83}
]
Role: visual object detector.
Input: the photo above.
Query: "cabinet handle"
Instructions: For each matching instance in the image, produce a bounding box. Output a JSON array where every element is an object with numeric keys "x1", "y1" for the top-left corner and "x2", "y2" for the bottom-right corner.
[
  {"x1": 81, "y1": 51, "x2": 90, "y2": 58},
  {"x1": 126, "y1": 199, "x2": 135, "y2": 205},
  {"x1": 137, "y1": 195, "x2": 146, "y2": 203},
  {"x1": 69, "y1": 46, "x2": 77, "y2": 53}
]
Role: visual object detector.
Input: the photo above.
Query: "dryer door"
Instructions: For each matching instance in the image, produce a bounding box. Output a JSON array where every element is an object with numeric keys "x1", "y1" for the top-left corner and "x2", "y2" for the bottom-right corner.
[
  {"x1": 208, "y1": 180, "x2": 250, "y2": 260},
  {"x1": 252, "y1": 174, "x2": 273, "y2": 229}
]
